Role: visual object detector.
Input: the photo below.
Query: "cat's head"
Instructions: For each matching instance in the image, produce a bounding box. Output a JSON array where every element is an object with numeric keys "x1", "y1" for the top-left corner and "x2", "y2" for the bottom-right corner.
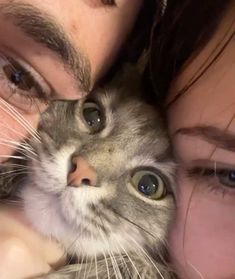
[{"x1": 21, "y1": 83, "x2": 176, "y2": 263}]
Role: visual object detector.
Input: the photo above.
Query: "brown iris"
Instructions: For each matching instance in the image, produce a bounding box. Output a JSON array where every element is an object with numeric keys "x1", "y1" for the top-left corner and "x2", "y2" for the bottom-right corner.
[{"x1": 3, "y1": 58, "x2": 34, "y2": 91}]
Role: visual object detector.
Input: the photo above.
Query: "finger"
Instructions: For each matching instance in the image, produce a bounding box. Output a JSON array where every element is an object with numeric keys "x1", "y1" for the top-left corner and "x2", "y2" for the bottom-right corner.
[{"x1": 0, "y1": 236, "x2": 51, "y2": 279}]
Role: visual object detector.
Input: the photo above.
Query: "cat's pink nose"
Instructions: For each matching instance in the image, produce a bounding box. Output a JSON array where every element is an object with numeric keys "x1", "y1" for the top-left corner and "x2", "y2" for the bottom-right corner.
[{"x1": 67, "y1": 156, "x2": 97, "y2": 187}]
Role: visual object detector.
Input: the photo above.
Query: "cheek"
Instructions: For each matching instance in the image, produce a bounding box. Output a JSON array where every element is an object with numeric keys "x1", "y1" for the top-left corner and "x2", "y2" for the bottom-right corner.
[
  {"x1": 169, "y1": 172, "x2": 235, "y2": 279},
  {"x1": 0, "y1": 105, "x2": 39, "y2": 162}
]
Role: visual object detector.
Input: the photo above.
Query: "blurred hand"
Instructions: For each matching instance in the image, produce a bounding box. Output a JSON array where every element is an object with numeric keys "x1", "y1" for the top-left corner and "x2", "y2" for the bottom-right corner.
[
  {"x1": 0, "y1": 205, "x2": 65, "y2": 279},
  {"x1": 0, "y1": 236, "x2": 51, "y2": 279}
]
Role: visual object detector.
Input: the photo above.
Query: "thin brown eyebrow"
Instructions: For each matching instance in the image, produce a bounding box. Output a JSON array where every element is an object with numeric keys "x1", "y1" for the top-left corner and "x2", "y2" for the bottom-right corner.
[
  {"x1": 0, "y1": 2, "x2": 91, "y2": 93},
  {"x1": 175, "y1": 125, "x2": 235, "y2": 152}
]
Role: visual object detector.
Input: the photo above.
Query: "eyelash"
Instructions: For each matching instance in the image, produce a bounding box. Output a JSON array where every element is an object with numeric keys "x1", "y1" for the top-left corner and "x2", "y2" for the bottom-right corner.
[
  {"x1": 101, "y1": 0, "x2": 116, "y2": 6},
  {"x1": 0, "y1": 52, "x2": 51, "y2": 114},
  {"x1": 187, "y1": 166, "x2": 235, "y2": 197}
]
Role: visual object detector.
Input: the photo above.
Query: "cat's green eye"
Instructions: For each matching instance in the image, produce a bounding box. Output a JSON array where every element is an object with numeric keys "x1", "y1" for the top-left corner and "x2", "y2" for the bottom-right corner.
[
  {"x1": 131, "y1": 170, "x2": 167, "y2": 200},
  {"x1": 82, "y1": 101, "x2": 105, "y2": 133}
]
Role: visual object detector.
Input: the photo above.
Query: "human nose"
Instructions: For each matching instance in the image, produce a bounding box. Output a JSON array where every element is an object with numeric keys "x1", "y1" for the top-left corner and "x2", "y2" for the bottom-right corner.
[{"x1": 67, "y1": 156, "x2": 97, "y2": 187}]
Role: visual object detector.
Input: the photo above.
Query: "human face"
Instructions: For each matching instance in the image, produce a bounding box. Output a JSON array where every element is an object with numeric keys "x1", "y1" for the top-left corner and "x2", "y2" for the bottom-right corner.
[
  {"x1": 0, "y1": 0, "x2": 142, "y2": 162},
  {"x1": 167, "y1": 5, "x2": 235, "y2": 279}
]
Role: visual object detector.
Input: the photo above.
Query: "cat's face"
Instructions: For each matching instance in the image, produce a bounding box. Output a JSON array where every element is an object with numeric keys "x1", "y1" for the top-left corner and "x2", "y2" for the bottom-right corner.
[{"x1": 21, "y1": 85, "x2": 175, "y2": 262}]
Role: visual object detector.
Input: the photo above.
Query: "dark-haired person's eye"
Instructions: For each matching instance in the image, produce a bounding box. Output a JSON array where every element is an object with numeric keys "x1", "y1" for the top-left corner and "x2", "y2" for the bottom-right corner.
[
  {"x1": 187, "y1": 165, "x2": 235, "y2": 197},
  {"x1": 130, "y1": 170, "x2": 167, "y2": 200},
  {"x1": 218, "y1": 170, "x2": 235, "y2": 188},
  {"x1": 0, "y1": 53, "x2": 51, "y2": 114},
  {"x1": 82, "y1": 101, "x2": 105, "y2": 133}
]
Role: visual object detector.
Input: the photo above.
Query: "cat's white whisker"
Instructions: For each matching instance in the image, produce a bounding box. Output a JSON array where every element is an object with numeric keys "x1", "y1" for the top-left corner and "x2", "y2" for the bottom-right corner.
[
  {"x1": 0, "y1": 98, "x2": 41, "y2": 142},
  {"x1": 0, "y1": 169, "x2": 29, "y2": 177},
  {"x1": 0, "y1": 164, "x2": 28, "y2": 170},
  {"x1": 74, "y1": 261, "x2": 80, "y2": 279},
  {"x1": 99, "y1": 239, "x2": 111, "y2": 279},
  {"x1": 93, "y1": 210, "x2": 116, "y2": 278},
  {"x1": 78, "y1": 247, "x2": 86, "y2": 279},
  {"x1": 0, "y1": 138, "x2": 38, "y2": 158},
  {"x1": 87, "y1": 255, "x2": 95, "y2": 279},
  {"x1": 0, "y1": 155, "x2": 25, "y2": 160},
  {"x1": 112, "y1": 234, "x2": 142, "y2": 279},
  {"x1": 97, "y1": 226, "x2": 122, "y2": 279},
  {"x1": 109, "y1": 241, "x2": 123, "y2": 279},
  {"x1": 187, "y1": 261, "x2": 205, "y2": 279},
  {"x1": 81, "y1": 253, "x2": 88, "y2": 279},
  {"x1": 16, "y1": 143, "x2": 38, "y2": 157},
  {"x1": 89, "y1": 225, "x2": 99, "y2": 279},
  {"x1": 0, "y1": 140, "x2": 27, "y2": 151},
  {"x1": 0, "y1": 97, "x2": 40, "y2": 136},
  {"x1": 127, "y1": 235, "x2": 165, "y2": 279},
  {"x1": 106, "y1": 251, "x2": 119, "y2": 279},
  {"x1": 0, "y1": 122, "x2": 31, "y2": 139},
  {"x1": 110, "y1": 249, "x2": 123, "y2": 279},
  {"x1": 1, "y1": 162, "x2": 26, "y2": 168},
  {"x1": 0, "y1": 141, "x2": 38, "y2": 162},
  {"x1": 0, "y1": 139, "x2": 22, "y2": 148},
  {"x1": 94, "y1": 252, "x2": 98, "y2": 279},
  {"x1": 112, "y1": 237, "x2": 132, "y2": 278},
  {"x1": 0, "y1": 198, "x2": 22, "y2": 205}
]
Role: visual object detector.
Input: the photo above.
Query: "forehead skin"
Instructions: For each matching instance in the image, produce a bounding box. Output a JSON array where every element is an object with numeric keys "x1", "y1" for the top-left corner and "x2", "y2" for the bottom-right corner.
[{"x1": 166, "y1": 3, "x2": 235, "y2": 279}]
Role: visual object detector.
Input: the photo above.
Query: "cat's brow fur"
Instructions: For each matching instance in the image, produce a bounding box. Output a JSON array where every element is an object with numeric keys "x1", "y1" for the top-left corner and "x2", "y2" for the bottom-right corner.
[{"x1": 7, "y1": 69, "x2": 177, "y2": 278}]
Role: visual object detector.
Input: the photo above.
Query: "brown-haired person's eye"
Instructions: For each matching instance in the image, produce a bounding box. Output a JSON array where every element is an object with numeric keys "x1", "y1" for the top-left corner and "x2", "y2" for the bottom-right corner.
[{"x1": 0, "y1": 52, "x2": 52, "y2": 114}]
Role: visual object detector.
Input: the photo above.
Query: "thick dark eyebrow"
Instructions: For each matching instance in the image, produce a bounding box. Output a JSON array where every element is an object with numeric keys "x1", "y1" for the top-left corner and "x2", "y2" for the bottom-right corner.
[
  {"x1": 0, "y1": 3, "x2": 91, "y2": 93},
  {"x1": 175, "y1": 125, "x2": 235, "y2": 152}
]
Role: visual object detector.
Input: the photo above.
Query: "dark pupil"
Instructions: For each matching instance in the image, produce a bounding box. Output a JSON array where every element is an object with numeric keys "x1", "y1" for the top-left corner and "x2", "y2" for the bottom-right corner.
[
  {"x1": 83, "y1": 107, "x2": 101, "y2": 128},
  {"x1": 11, "y1": 71, "x2": 22, "y2": 85},
  {"x1": 138, "y1": 175, "x2": 158, "y2": 196},
  {"x1": 3, "y1": 65, "x2": 34, "y2": 91},
  {"x1": 228, "y1": 171, "x2": 235, "y2": 182}
]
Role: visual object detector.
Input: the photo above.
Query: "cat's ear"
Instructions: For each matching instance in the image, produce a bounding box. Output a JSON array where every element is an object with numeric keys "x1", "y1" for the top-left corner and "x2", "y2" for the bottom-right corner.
[
  {"x1": 136, "y1": 49, "x2": 149, "y2": 75},
  {"x1": 119, "y1": 49, "x2": 149, "y2": 85},
  {"x1": 107, "y1": 50, "x2": 149, "y2": 98}
]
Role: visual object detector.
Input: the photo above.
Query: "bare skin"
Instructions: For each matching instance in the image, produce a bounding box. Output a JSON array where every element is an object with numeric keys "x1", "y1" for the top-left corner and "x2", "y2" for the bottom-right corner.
[
  {"x1": 0, "y1": 205, "x2": 65, "y2": 278},
  {"x1": 0, "y1": 0, "x2": 143, "y2": 277},
  {"x1": 167, "y1": 2, "x2": 235, "y2": 278}
]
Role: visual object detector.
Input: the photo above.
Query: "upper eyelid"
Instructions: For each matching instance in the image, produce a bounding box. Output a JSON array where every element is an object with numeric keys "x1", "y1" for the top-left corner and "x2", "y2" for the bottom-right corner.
[
  {"x1": 188, "y1": 159, "x2": 235, "y2": 169},
  {"x1": 186, "y1": 165, "x2": 235, "y2": 179}
]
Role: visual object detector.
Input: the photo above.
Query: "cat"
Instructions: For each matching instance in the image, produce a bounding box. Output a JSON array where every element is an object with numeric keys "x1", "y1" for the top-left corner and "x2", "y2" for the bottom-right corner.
[{"x1": 4, "y1": 69, "x2": 177, "y2": 279}]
